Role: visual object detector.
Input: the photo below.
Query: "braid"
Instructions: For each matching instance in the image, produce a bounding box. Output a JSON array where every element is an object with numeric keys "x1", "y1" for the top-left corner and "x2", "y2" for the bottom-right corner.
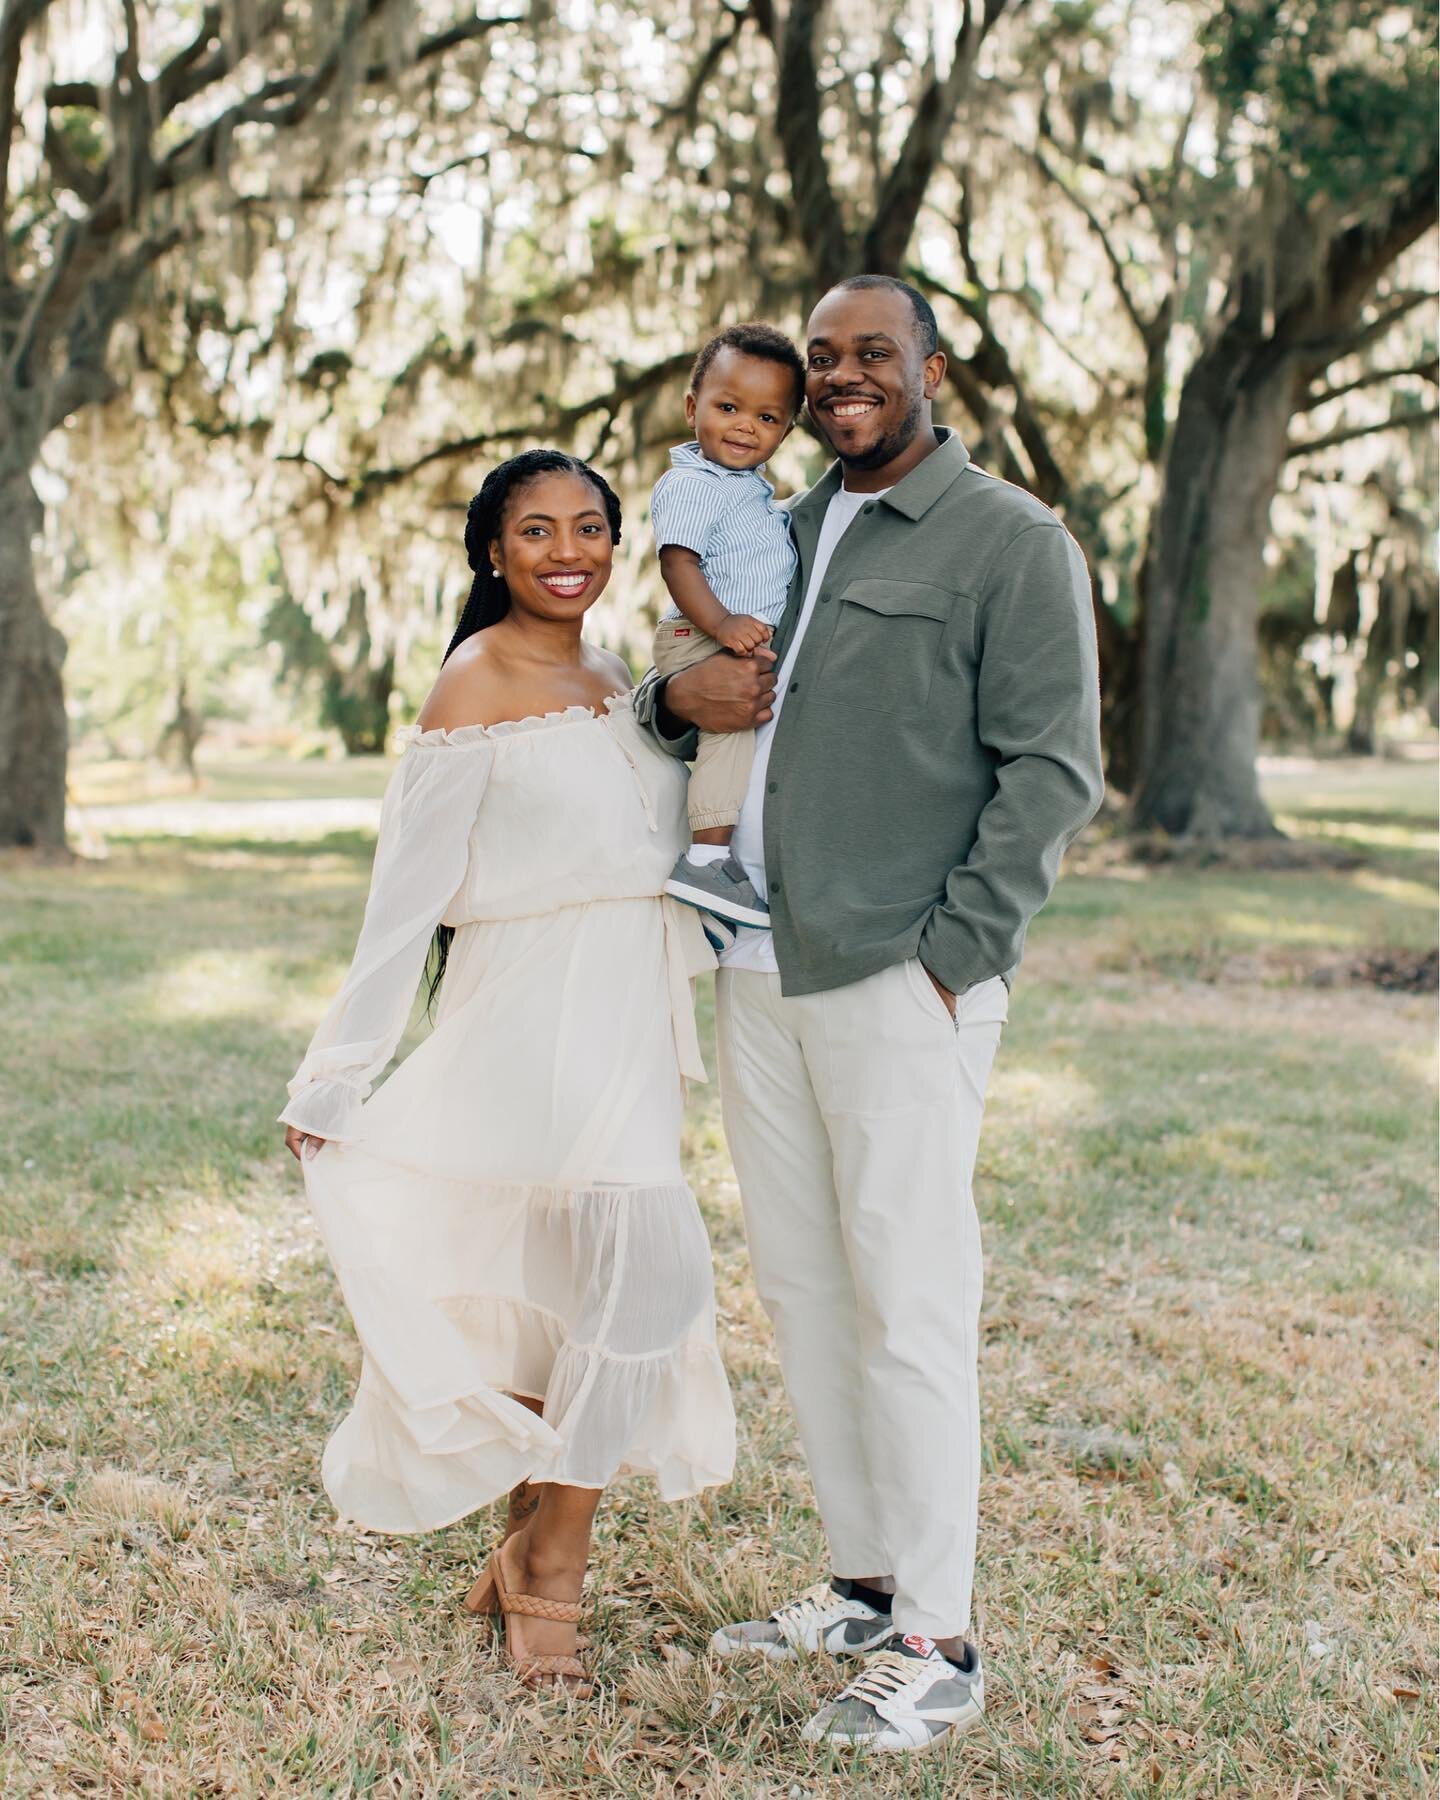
[{"x1": 427, "y1": 447, "x2": 624, "y2": 1008}]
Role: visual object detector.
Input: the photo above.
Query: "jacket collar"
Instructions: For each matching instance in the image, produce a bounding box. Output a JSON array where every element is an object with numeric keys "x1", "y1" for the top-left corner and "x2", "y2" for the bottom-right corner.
[{"x1": 790, "y1": 427, "x2": 970, "y2": 523}]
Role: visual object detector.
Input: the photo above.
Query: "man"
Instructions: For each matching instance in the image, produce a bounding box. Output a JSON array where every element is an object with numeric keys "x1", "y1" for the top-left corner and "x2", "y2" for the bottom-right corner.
[{"x1": 636, "y1": 275, "x2": 1104, "y2": 1754}]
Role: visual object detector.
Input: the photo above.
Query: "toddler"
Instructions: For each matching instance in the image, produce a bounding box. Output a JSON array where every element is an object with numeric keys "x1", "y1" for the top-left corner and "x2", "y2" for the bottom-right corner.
[{"x1": 651, "y1": 322, "x2": 804, "y2": 927}]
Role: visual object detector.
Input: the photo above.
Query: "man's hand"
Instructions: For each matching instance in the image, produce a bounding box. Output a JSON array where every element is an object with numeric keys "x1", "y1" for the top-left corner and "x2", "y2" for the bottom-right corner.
[
  {"x1": 661, "y1": 645, "x2": 778, "y2": 734},
  {"x1": 284, "y1": 1124, "x2": 327, "y2": 1162},
  {"x1": 924, "y1": 965, "x2": 957, "y2": 1019},
  {"x1": 714, "y1": 614, "x2": 773, "y2": 657}
]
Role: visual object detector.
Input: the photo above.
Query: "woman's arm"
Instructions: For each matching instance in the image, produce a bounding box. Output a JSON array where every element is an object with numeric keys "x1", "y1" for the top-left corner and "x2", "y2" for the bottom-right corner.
[{"x1": 279, "y1": 738, "x2": 495, "y2": 1148}]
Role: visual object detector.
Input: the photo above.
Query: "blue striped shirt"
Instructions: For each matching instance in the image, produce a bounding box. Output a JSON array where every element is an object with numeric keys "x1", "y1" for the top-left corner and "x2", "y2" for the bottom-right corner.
[{"x1": 653, "y1": 442, "x2": 797, "y2": 628}]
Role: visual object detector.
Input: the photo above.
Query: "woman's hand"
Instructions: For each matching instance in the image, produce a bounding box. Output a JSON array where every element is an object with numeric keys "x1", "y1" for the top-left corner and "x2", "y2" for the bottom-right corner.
[{"x1": 284, "y1": 1125, "x2": 327, "y2": 1162}]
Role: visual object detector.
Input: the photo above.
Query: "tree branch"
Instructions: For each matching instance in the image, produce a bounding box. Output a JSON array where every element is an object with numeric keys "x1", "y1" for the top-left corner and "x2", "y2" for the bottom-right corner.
[
  {"x1": 346, "y1": 351, "x2": 694, "y2": 501},
  {"x1": 1, "y1": 0, "x2": 61, "y2": 260},
  {"x1": 1297, "y1": 290, "x2": 1437, "y2": 376},
  {"x1": 661, "y1": 3, "x2": 748, "y2": 127},
  {"x1": 1030, "y1": 142, "x2": 1145, "y2": 341},
  {"x1": 926, "y1": 183, "x2": 1069, "y2": 503},
  {"x1": 1286, "y1": 405, "x2": 1439, "y2": 460},
  {"x1": 156, "y1": 5, "x2": 516, "y2": 194},
  {"x1": 775, "y1": 0, "x2": 850, "y2": 289},
  {"x1": 1300, "y1": 356, "x2": 1438, "y2": 412},
  {"x1": 42, "y1": 114, "x2": 106, "y2": 202},
  {"x1": 0, "y1": 0, "x2": 55, "y2": 73},
  {"x1": 861, "y1": 0, "x2": 1008, "y2": 272},
  {"x1": 44, "y1": 80, "x2": 100, "y2": 107},
  {"x1": 155, "y1": 5, "x2": 224, "y2": 114}
]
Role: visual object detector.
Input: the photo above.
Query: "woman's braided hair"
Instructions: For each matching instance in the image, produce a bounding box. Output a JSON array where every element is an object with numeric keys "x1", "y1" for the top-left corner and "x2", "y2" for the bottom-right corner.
[
  {"x1": 426, "y1": 448, "x2": 623, "y2": 1009},
  {"x1": 442, "y1": 448, "x2": 623, "y2": 662}
]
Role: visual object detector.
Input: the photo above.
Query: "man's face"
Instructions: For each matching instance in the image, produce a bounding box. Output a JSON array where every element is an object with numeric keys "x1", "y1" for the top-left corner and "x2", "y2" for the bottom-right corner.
[{"x1": 804, "y1": 288, "x2": 944, "y2": 472}]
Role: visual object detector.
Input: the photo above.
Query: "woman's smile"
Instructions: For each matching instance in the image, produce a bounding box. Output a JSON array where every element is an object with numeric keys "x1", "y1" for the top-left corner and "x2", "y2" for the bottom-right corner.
[{"x1": 535, "y1": 569, "x2": 594, "y2": 598}]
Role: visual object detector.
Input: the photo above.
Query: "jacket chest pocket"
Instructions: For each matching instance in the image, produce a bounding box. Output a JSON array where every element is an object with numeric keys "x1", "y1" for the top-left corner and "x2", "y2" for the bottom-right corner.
[{"x1": 823, "y1": 579, "x2": 953, "y2": 715}]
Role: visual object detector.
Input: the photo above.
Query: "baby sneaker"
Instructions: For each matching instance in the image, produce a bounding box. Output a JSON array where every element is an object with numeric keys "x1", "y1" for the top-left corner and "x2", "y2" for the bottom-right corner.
[{"x1": 664, "y1": 853, "x2": 770, "y2": 928}]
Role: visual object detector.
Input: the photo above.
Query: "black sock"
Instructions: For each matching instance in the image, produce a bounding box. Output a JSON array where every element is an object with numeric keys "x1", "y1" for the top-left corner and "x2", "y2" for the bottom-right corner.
[{"x1": 831, "y1": 1577, "x2": 893, "y2": 1614}]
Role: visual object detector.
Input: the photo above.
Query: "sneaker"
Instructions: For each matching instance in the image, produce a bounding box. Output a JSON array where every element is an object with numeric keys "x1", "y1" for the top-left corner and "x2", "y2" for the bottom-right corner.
[
  {"x1": 698, "y1": 910, "x2": 737, "y2": 955},
  {"x1": 800, "y1": 1633, "x2": 985, "y2": 1754},
  {"x1": 664, "y1": 854, "x2": 770, "y2": 928},
  {"x1": 709, "y1": 1579, "x2": 895, "y2": 1662}
]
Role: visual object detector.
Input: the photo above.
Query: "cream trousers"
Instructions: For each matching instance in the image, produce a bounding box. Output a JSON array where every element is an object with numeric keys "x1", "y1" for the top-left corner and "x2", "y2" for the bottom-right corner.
[{"x1": 716, "y1": 960, "x2": 1007, "y2": 1639}]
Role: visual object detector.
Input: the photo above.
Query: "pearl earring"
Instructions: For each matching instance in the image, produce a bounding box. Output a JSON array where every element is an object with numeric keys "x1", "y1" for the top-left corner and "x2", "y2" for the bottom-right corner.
[{"x1": 490, "y1": 567, "x2": 501, "y2": 579}]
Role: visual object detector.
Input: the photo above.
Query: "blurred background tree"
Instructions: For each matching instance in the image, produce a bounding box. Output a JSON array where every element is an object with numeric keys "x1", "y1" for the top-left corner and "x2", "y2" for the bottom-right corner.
[{"x1": 2, "y1": 0, "x2": 1435, "y2": 850}]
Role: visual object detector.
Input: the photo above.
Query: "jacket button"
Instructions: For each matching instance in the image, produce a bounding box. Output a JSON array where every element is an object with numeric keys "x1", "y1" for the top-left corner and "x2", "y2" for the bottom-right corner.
[
  {"x1": 789, "y1": 681, "x2": 799, "y2": 693},
  {"x1": 767, "y1": 781, "x2": 777, "y2": 794},
  {"x1": 770, "y1": 880, "x2": 781, "y2": 895},
  {"x1": 862, "y1": 503, "x2": 874, "y2": 514}
]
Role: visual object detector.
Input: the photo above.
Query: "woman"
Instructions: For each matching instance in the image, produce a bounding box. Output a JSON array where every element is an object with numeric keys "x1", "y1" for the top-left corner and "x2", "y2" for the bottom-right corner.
[{"x1": 280, "y1": 449, "x2": 734, "y2": 1694}]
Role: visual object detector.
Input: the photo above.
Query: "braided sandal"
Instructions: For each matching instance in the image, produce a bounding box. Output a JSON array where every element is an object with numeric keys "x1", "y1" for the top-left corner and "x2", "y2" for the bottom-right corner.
[{"x1": 465, "y1": 1541, "x2": 592, "y2": 1697}]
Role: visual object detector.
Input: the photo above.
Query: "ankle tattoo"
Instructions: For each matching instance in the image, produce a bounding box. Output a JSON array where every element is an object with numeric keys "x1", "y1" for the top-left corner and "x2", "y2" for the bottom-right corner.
[{"x1": 508, "y1": 1480, "x2": 540, "y2": 1529}]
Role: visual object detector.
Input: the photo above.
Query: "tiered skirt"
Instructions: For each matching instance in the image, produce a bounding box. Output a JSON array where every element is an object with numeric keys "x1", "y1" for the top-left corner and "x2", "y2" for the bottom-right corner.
[{"x1": 303, "y1": 898, "x2": 734, "y2": 1532}]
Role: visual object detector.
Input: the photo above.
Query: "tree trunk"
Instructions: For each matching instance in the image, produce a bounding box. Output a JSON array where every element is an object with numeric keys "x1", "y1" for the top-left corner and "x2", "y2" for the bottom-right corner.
[
  {"x1": 1131, "y1": 354, "x2": 1295, "y2": 838},
  {"x1": 0, "y1": 462, "x2": 68, "y2": 849},
  {"x1": 158, "y1": 669, "x2": 203, "y2": 785}
]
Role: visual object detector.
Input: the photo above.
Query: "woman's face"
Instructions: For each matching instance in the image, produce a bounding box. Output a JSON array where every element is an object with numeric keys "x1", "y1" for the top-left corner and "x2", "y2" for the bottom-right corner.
[{"x1": 489, "y1": 472, "x2": 614, "y2": 622}]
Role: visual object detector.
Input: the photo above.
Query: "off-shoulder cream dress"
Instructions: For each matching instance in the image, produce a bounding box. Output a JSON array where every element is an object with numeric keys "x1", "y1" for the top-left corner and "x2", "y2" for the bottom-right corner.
[{"x1": 280, "y1": 693, "x2": 734, "y2": 1533}]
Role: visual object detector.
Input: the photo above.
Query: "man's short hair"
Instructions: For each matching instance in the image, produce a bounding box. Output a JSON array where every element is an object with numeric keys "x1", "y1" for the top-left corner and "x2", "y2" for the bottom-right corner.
[
  {"x1": 689, "y1": 322, "x2": 806, "y2": 411},
  {"x1": 831, "y1": 274, "x2": 939, "y2": 357}
]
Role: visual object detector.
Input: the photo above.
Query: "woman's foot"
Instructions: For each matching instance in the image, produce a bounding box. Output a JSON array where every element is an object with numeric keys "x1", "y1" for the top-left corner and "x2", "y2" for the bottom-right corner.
[{"x1": 493, "y1": 1532, "x2": 591, "y2": 1695}]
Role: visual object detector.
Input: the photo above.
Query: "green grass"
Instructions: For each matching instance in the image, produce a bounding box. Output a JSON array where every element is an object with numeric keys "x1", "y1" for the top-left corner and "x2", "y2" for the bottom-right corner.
[{"x1": 0, "y1": 758, "x2": 1435, "y2": 1796}]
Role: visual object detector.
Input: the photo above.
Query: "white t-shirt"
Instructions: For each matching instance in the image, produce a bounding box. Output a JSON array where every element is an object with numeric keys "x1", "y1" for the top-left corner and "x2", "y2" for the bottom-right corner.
[{"x1": 722, "y1": 484, "x2": 890, "y2": 973}]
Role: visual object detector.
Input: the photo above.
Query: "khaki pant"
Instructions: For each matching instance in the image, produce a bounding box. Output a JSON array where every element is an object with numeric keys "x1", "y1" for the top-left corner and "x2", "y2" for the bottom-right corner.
[
  {"x1": 653, "y1": 619, "x2": 757, "y2": 833},
  {"x1": 715, "y1": 961, "x2": 1008, "y2": 1639}
]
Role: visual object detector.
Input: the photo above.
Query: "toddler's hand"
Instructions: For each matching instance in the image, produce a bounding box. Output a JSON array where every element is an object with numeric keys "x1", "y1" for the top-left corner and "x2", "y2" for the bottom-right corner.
[{"x1": 716, "y1": 614, "x2": 773, "y2": 656}]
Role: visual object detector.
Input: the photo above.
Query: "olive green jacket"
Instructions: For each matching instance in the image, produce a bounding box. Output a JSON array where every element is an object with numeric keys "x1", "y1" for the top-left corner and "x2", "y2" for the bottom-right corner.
[{"x1": 635, "y1": 430, "x2": 1104, "y2": 997}]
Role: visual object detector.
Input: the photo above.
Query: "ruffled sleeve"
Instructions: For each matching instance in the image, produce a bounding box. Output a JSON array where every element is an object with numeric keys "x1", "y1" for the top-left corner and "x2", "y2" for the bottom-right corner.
[{"x1": 278, "y1": 736, "x2": 495, "y2": 1142}]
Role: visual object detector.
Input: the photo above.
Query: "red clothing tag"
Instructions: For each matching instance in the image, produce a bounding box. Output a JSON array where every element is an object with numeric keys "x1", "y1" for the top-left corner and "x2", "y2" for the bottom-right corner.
[{"x1": 674, "y1": 627, "x2": 692, "y2": 637}]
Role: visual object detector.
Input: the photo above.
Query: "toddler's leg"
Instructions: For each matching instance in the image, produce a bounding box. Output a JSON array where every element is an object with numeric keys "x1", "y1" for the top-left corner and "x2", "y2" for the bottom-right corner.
[
  {"x1": 687, "y1": 727, "x2": 756, "y2": 842},
  {"x1": 663, "y1": 724, "x2": 767, "y2": 928}
]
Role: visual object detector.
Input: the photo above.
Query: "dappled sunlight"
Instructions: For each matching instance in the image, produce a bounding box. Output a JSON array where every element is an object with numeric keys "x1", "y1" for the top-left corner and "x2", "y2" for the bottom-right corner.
[
  {"x1": 81, "y1": 795, "x2": 384, "y2": 843},
  {"x1": 146, "y1": 949, "x2": 342, "y2": 1035},
  {"x1": 1212, "y1": 908, "x2": 1366, "y2": 948},
  {"x1": 1384, "y1": 1042, "x2": 1440, "y2": 1092},
  {"x1": 1275, "y1": 813, "x2": 1439, "y2": 855},
  {"x1": 1346, "y1": 867, "x2": 1439, "y2": 911},
  {"x1": 989, "y1": 1063, "x2": 1100, "y2": 1123},
  {"x1": 116, "y1": 1187, "x2": 321, "y2": 1309}
]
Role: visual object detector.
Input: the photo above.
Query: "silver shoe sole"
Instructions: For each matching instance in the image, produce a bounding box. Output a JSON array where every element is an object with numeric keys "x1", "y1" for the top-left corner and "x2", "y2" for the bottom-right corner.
[{"x1": 664, "y1": 878, "x2": 771, "y2": 928}]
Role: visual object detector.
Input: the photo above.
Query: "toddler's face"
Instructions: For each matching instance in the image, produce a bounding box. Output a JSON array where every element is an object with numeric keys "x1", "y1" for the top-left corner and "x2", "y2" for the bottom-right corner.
[{"x1": 686, "y1": 348, "x2": 797, "y2": 471}]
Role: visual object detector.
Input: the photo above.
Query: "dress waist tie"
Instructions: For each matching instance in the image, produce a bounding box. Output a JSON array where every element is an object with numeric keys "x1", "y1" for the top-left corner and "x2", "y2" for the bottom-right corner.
[{"x1": 660, "y1": 897, "x2": 716, "y2": 1085}]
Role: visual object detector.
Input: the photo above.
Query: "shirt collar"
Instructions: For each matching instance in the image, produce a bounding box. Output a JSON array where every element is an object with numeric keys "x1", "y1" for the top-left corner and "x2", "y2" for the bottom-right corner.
[
  {"x1": 669, "y1": 441, "x2": 772, "y2": 485},
  {"x1": 791, "y1": 427, "x2": 970, "y2": 522}
]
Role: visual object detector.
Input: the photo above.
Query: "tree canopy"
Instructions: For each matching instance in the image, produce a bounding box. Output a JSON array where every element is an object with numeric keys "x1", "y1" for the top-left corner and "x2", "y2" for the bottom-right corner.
[{"x1": 2, "y1": 0, "x2": 1435, "y2": 846}]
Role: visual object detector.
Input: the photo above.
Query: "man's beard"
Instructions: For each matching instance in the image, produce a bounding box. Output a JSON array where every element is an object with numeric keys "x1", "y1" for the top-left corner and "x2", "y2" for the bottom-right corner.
[{"x1": 825, "y1": 389, "x2": 924, "y2": 469}]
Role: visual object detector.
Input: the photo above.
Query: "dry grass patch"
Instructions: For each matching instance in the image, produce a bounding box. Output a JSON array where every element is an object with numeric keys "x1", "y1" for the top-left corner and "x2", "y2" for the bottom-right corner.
[{"x1": 0, "y1": 759, "x2": 1434, "y2": 1795}]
